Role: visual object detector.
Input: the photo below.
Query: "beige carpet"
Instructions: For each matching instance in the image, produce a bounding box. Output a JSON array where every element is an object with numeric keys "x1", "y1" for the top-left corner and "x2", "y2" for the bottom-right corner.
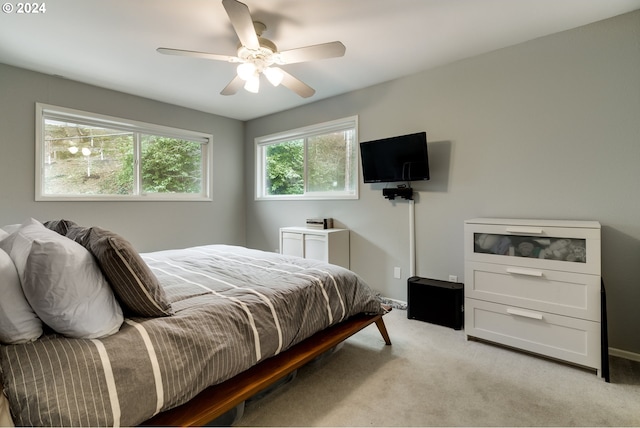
[{"x1": 236, "y1": 308, "x2": 640, "y2": 427}]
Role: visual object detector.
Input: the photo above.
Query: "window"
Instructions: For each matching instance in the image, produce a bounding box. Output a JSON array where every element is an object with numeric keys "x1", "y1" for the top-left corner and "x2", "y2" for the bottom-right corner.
[
  {"x1": 255, "y1": 116, "x2": 358, "y2": 200},
  {"x1": 36, "y1": 103, "x2": 212, "y2": 201}
]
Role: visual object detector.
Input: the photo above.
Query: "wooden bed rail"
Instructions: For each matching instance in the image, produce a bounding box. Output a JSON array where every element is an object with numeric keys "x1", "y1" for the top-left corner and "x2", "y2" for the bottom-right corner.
[{"x1": 143, "y1": 312, "x2": 391, "y2": 426}]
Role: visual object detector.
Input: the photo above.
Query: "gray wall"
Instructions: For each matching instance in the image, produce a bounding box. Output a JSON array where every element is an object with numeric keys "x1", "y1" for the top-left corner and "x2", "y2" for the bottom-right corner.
[
  {"x1": 0, "y1": 63, "x2": 246, "y2": 251},
  {"x1": 245, "y1": 11, "x2": 640, "y2": 355}
]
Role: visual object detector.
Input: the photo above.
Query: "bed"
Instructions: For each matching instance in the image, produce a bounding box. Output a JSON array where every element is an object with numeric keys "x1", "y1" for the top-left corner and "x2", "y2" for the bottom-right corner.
[{"x1": 0, "y1": 218, "x2": 389, "y2": 427}]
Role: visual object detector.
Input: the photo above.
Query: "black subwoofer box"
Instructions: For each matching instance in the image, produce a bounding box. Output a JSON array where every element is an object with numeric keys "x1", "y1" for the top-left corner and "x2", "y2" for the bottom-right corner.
[{"x1": 407, "y1": 276, "x2": 464, "y2": 330}]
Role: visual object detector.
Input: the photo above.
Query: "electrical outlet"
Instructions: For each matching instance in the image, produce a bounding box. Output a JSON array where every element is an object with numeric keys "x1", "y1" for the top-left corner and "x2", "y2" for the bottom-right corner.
[
  {"x1": 394, "y1": 267, "x2": 401, "y2": 279},
  {"x1": 448, "y1": 275, "x2": 458, "y2": 282}
]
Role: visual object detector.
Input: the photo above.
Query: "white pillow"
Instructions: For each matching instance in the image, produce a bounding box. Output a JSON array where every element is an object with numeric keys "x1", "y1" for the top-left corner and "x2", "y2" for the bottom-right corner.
[
  {"x1": 0, "y1": 225, "x2": 19, "y2": 252},
  {"x1": 1, "y1": 224, "x2": 21, "y2": 234},
  {"x1": 0, "y1": 248, "x2": 43, "y2": 344},
  {"x1": 9, "y1": 218, "x2": 124, "y2": 339}
]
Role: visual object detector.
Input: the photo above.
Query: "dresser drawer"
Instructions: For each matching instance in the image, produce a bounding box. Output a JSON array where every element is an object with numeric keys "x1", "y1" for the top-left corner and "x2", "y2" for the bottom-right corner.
[
  {"x1": 465, "y1": 261, "x2": 601, "y2": 321},
  {"x1": 464, "y1": 219, "x2": 601, "y2": 275},
  {"x1": 465, "y1": 299, "x2": 601, "y2": 370}
]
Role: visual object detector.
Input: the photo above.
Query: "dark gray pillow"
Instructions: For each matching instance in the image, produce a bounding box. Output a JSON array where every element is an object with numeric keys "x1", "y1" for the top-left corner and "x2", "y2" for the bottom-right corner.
[
  {"x1": 66, "y1": 225, "x2": 173, "y2": 317},
  {"x1": 43, "y1": 219, "x2": 78, "y2": 236}
]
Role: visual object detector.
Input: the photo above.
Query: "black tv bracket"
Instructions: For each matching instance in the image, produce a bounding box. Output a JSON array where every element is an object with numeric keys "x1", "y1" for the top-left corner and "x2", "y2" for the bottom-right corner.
[{"x1": 383, "y1": 186, "x2": 413, "y2": 200}]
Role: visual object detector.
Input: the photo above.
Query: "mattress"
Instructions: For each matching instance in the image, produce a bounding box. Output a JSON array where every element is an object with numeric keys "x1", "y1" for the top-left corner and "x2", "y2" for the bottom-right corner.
[{"x1": 0, "y1": 244, "x2": 381, "y2": 427}]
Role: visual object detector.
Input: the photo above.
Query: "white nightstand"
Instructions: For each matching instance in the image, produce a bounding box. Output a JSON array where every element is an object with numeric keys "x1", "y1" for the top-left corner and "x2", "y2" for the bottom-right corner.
[{"x1": 279, "y1": 227, "x2": 349, "y2": 269}]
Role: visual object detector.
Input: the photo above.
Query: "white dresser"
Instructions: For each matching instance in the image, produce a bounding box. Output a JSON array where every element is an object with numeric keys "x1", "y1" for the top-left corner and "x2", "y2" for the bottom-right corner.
[
  {"x1": 464, "y1": 218, "x2": 604, "y2": 376},
  {"x1": 279, "y1": 227, "x2": 350, "y2": 269}
]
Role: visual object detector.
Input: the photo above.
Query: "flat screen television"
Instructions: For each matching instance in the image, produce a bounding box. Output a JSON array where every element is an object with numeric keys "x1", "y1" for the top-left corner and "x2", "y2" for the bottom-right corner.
[{"x1": 360, "y1": 132, "x2": 429, "y2": 183}]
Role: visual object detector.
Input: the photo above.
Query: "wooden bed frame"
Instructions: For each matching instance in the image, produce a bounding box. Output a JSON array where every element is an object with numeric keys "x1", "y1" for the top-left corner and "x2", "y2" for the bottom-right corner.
[{"x1": 143, "y1": 312, "x2": 391, "y2": 426}]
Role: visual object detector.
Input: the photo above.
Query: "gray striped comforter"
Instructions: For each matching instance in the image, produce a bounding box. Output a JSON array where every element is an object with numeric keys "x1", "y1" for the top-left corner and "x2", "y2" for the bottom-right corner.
[{"x1": 0, "y1": 245, "x2": 382, "y2": 427}]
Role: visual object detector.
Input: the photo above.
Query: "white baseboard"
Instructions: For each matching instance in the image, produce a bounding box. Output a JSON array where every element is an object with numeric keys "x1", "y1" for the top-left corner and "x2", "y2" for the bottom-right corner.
[{"x1": 609, "y1": 347, "x2": 640, "y2": 362}]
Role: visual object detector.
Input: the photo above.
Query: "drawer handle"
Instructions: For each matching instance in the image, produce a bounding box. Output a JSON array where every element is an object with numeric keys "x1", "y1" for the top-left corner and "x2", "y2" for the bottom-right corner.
[
  {"x1": 507, "y1": 308, "x2": 543, "y2": 320},
  {"x1": 506, "y1": 267, "x2": 543, "y2": 277},
  {"x1": 505, "y1": 226, "x2": 544, "y2": 234}
]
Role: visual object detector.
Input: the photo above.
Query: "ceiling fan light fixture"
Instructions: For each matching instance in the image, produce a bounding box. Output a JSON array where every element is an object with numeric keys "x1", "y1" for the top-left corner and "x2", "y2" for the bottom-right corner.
[
  {"x1": 244, "y1": 75, "x2": 260, "y2": 93},
  {"x1": 264, "y1": 67, "x2": 283, "y2": 86},
  {"x1": 237, "y1": 62, "x2": 256, "y2": 80}
]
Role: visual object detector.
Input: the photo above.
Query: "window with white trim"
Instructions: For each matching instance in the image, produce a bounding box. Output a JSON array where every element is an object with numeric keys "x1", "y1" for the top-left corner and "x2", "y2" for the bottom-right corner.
[
  {"x1": 255, "y1": 116, "x2": 358, "y2": 200},
  {"x1": 36, "y1": 103, "x2": 212, "y2": 201}
]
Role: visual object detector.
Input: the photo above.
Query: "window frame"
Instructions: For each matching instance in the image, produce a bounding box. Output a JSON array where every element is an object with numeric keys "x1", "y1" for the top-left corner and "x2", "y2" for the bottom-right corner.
[
  {"x1": 35, "y1": 103, "x2": 213, "y2": 201},
  {"x1": 255, "y1": 116, "x2": 359, "y2": 201}
]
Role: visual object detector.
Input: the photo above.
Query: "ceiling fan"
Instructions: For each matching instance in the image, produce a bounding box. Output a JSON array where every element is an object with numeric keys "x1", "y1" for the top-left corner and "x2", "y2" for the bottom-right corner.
[{"x1": 157, "y1": 0, "x2": 346, "y2": 98}]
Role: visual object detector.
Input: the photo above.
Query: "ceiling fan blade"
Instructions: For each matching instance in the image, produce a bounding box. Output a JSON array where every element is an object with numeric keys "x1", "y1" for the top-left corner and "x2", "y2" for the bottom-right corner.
[
  {"x1": 280, "y1": 69, "x2": 315, "y2": 98},
  {"x1": 220, "y1": 75, "x2": 245, "y2": 96},
  {"x1": 157, "y1": 47, "x2": 236, "y2": 62},
  {"x1": 278, "y1": 41, "x2": 346, "y2": 64},
  {"x1": 222, "y1": 0, "x2": 260, "y2": 50}
]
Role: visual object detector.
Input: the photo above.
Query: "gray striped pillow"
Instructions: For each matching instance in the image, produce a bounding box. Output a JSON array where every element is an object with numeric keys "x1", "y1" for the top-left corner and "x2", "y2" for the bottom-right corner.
[{"x1": 66, "y1": 225, "x2": 173, "y2": 317}]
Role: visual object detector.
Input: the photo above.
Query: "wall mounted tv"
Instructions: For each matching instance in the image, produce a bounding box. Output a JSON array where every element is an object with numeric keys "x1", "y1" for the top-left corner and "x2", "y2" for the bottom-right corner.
[{"x1": 360, "y1": 132, "x2": 430, "y2": 183}]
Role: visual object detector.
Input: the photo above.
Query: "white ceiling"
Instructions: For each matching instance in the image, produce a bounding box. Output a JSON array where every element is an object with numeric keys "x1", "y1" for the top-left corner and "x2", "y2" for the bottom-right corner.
[{"x1": 1, "y1": 0, "x2": 639, "y2": 121}]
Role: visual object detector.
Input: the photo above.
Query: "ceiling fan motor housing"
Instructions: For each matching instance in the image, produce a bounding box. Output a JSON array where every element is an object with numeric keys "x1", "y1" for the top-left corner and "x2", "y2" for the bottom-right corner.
[{"x1": 236, "y1": 23, "x2": 280, "y2": 66}]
